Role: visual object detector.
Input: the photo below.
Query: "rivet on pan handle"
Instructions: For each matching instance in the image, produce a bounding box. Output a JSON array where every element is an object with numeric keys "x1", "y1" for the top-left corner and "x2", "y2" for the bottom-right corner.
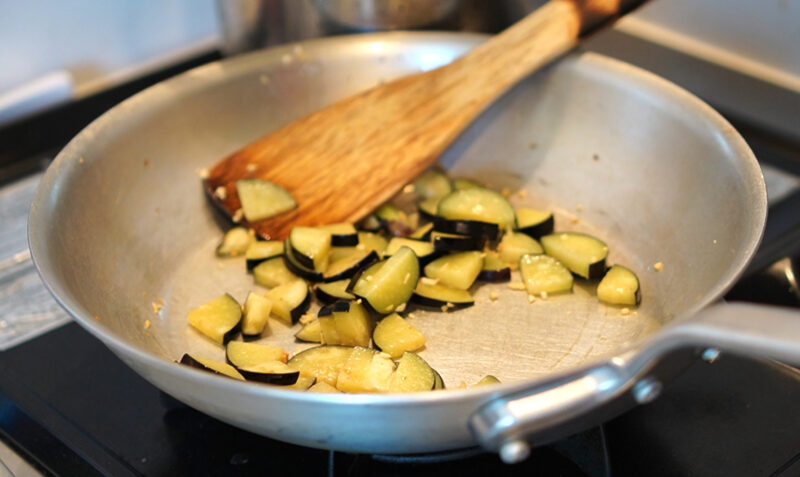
[{"x1": 469, "y1": 302, "x2": 800, "y2": 463}]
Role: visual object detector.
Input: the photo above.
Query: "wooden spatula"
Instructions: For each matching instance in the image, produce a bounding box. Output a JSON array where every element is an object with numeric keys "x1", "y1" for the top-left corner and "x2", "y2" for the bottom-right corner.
[{"x1": 205, "y1": 0, "x2": 648, "y2": 239}]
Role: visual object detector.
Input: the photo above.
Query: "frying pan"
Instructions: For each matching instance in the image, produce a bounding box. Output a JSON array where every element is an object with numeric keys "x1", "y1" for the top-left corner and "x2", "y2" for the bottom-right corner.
[{"x1": 28, "y1": 32, "x2": 800, "y2": 461}]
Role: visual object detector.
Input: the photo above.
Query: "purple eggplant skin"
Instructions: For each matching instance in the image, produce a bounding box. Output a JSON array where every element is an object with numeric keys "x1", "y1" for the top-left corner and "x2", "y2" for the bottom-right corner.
[
  {"x1": 238, "y1": 368, "x2": 299, "y2": 385},
  {"x1": 517, "y1": 215, "x2": 555, "y2": 239},
  {"x1": 179, "y1": 354, "x2": 242, "y2": 378},
  {"x1": 330, "y1": 232, "x2": 359, "y2": 247},
  {"x1": 289, "y1": 292, "x2": 312, "y2": 324},
  {"x1": 431, "y1": 233, "x2": 486, "y2": 253},
  {"x1": 409, "y1": 293, "x2": 474, "y2": 311},
  {"x1": 317, "y1": 300, "x2": 353, "y2": 317},
  {"x1": 433, "y1": 217, "x2": 500, "y2": 241},
  {"x1": 477, "y1": 267, "x2": 512, "y2": 282},
  {"x1": 282, "y1": 241, "x2": 324, "y2": 282}
]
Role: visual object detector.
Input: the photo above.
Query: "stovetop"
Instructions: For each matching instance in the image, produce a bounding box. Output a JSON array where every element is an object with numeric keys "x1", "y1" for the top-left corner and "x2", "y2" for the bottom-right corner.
[{"x1": 1, "y1": 51, "x2": 800, "y2": 477}]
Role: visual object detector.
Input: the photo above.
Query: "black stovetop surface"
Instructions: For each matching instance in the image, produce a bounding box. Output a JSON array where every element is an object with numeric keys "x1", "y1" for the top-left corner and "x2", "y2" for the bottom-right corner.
[{"x1": 1, "y1": 319, "x2": 799, "y2": 477}]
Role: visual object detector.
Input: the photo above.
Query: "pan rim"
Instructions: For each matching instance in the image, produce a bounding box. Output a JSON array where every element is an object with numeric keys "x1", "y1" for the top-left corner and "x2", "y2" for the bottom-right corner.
[{"x1": 28, "y1": 31, "x2": 766, "y2": 407}]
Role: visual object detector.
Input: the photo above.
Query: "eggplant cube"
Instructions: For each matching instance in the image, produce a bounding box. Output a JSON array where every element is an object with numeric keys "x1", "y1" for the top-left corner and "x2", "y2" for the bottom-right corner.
[{"x1": 187, "y1": 294, "x2": 242, "y2": 344}]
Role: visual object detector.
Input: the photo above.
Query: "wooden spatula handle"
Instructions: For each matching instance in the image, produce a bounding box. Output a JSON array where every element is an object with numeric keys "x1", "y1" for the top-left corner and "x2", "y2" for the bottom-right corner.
[{"x1": 206, "y1": 0, "x2": 648, "y2": 240}]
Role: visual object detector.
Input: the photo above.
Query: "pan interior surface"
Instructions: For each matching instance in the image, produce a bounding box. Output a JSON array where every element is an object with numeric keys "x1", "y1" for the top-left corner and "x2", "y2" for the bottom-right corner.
[{"x1": 29, "y1": 33, "x2": 764, "y2": 451}]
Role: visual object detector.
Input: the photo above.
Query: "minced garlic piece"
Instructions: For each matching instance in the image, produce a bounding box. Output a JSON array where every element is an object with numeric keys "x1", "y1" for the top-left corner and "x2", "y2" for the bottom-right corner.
[
  {"x1": 245, "y1": 163, "x2": 257, "y2": 173},
  {"x1": 232, "y1": 209, "x2": 243, "y2": 223},
  {"x1": 407, "y1": 312, "x2": 417, "y2": 319},
  {"x1": 621, "y1": 307, "x2": 631, "y2": 316},
  {"x1": 196, "y1": 168, "x2": 209, "y2": 179},
  {"x1": 151, "y1": 302, "x2": 162, "y2": 314},
  {"x1": 395, "y1": 303, "x2": 407, "y2": 312},
  {"x1": 654, "y1": 262, "x2": 664, "y2": 272},
  {"x1": 539, "y1": 291, "x2": 549, "y2": 299},
  {"x1": 489, "y1": 291, "x2": 499, "y2": 301},
  {"x1": 144, "y1": 320, "x2": 151, "y2": 329},
  {"x1": 214, "y1": 186, "x2": 227, "y2": 200},
  {"x1": 299, "y1": 313, "x2": 315, "y2": 324},
  {"x1": 507, "y1": 282, "x2": 526, "y2": 291},
  {"x1": 501, "y1": 187, "x2": 512, "y2": 198},
  {"x1": 527, "y1": 294, "x2": 536, "y2": 303},
  {"x1": 402, "y1": 184, "x2": 415, "y2": 194}
]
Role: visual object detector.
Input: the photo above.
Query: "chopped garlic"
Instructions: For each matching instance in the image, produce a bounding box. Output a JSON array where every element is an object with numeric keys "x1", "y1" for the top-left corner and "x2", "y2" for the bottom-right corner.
[
  {"x1": 402, "y1": 184, "x2": 415, "y2": 194},
  {"x1": 144, "y1": 320, "x2": 151, "y2": 329},
  {"x1": 539, "y1": 291, "x2": 548, "y2": 299},
  {"x1": 621, "y1": 307, "x2": 631, "y2": 316},
  {"x1": 654, "y1": 262, "x2": 664, "y2": 272},
  {"x1": 245, "y1": 163, "x2": 257, "y2": 173},
  {"x1": 395, "y1": 303, "x2": 407, "y2": 312},
  {"x1": 489, "y1": 291, "x2": 499, "y2": 301},
  {"x1": 507, "y1": 282, "x2": 526, "y2": 291},
  {"x1": 196, "y1": 168, "x2": 209, "y2": 179},
  {"x1": 527, "y1": 294, "x2": 536, "y2": 303},
  {"x1": 151, "y1": 302, "x2": 162, "y2": 314},
  {"x1": 214, "y1": 186, "x2": 227, "y2": 200},
  {"x1": 232, "y1": 209, "x2": 243, "y2": 223},
  {"x1": 501, "y1": 187, "x2": 512, "y2": 198},
  {"x1": 299, "y1": 313, "x2": 315, "y2": 324}
]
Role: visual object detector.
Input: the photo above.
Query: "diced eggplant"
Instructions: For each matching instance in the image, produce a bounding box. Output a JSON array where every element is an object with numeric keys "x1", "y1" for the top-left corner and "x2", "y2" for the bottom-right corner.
[
  {"x1": 245, "y1": 240, "x2": 284, "y2": 271},
  {"x1": 436, "y1": 188, "x2": 516, "y2": 230},
  {"x1": 286, "y1": 375, "x2": 317, "y2": 390},
  {"x1": 497, "y1": 232, "x2": 543, "y2": 265},
  {"x1": 323, "y1": 249, "x2": 379, "y2": 282},
  {"x1": 356, "y1": 232, "x2": 388, "y2": 257},
  {"x1": 307, "y1": 381, "x2": 341, "y2": 393},
  {"x1": 433, "y1": 369, "x2": 446, "y2": 390},
  {"x1": 179, "y1": 354, "x2": 245, "y2": 381},
  {"x1": 216, "y1": 227, "x2": 254, "y2": 258},
  {"x1": 295, "y1": 318, "x2": 322, "y2": 343},
  {"x1": 288, "y1": 226, "x2": 332, "y2": 272},
  {"x1": 432, "y1": 217, "x2": 500, "y2": 241},
  {"x1": 372, "y1": 313, "x2": 426, "y2": 359},
  {"x1": 477, "y1": 251, "x2": 511, "y2": 282},
  {"x1": 408, "y1": 222, "x2": 434, "y2": 241},
  {"x1": 430, "y1": 231, "x2": 486, "y2": 252},
  {"x1": 472, "y1": 375, "x2": 501, "y2": 387},
  {"x1": 253, "y1": 256, "x2": 300, "y2": 288},
  {"x1": 241, "y1": 292, "x2": 272, "y2": 339},
  {"x1": 237, "y1": 360, "x2": 299, "y2": 385},
  {"x1": 349, "y1": 246, "x2": 420, "y2": 314},
  {"x1": 226, "y1": 341, "x2": 288, "y2": 367},
  {"x1": 320, "y1": 223, "x2": 359, "y2": 246},
  {"x1": 515, "y1": 208, "x2": 554, "y2": 238},
  {"x1": 187, "y1": 293, "x2": 242, "y2": 344},
  {"x1": 388, "y1": 352, "x2": 435, "y2": 393},
  {"x1": 287, "y1": 345, "x2": 355, "y2": 387},
  {"x1": 597, "y1": 265, "x2": 641, "y2": 306},
  {"x1": 336, "y1": 347, "x2": 395, "y2": 393},
  {"x1": 423, "y1": 251, "x2": 484, "y2": 290},
  {"x1": 265, "y1": 279, "x2": 311, "y2": 325},
  {"x1": 385, "y1": 237, "x2": 437, "y2": 262},
  {"x1": 411, "y1": 282, "x2": 474, "y2": 310},
  {"x1": 413, "y1": 168, "x2": 452, "y2": 201},
  {"x1": 317, "y1": 301, "x2": 374, "y2": 347},
  {"x1": 315, "y1": 280, "x2": 355, "y2": 304},
  {"x1": 417, "y1": 198, "x2": 441, "y2": 222},
  {"x1": 541, "y1": 232, "x2": 608, "y2": 279},
  {"x1": 519, "y1": 254, "x2": 574, "y2": 295},
  {"x1": 235, "y1": 178, "x2": 296, "y2": 222},
  {"x1": 452, "y1": 178, "x2": 484, "y2": 190},
  {"x1": 283, "y1": 241, "x2": 324, "y2": 282}
]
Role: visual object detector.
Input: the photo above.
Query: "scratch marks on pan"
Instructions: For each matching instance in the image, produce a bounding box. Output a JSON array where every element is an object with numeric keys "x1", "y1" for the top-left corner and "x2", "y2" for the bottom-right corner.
[{"x1": 548, "y1": 311, "x2": 590, "y2": 370}]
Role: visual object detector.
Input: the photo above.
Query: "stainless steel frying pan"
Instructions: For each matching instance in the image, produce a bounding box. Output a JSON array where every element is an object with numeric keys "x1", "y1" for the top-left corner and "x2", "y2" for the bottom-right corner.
[{"x1": 28, "y1": 32, "x2": 800, "y2": 462}]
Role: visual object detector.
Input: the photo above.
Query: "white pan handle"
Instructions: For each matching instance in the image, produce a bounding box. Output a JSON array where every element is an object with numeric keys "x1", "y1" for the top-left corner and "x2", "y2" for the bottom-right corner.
[{"x1": 469, "y1": 302, "x2": 800, "y2": 463}]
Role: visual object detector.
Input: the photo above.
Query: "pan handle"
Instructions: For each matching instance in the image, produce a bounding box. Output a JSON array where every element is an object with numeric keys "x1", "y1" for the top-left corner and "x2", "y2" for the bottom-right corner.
[{"x1": 469, "y1": 302, "x2": 800, "y2": 463}]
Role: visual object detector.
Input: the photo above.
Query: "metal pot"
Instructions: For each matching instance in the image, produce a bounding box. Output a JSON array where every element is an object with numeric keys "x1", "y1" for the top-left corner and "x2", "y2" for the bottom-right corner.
[{"x1": 28, "y1": 32, "x2": 800, "y2": 462}]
